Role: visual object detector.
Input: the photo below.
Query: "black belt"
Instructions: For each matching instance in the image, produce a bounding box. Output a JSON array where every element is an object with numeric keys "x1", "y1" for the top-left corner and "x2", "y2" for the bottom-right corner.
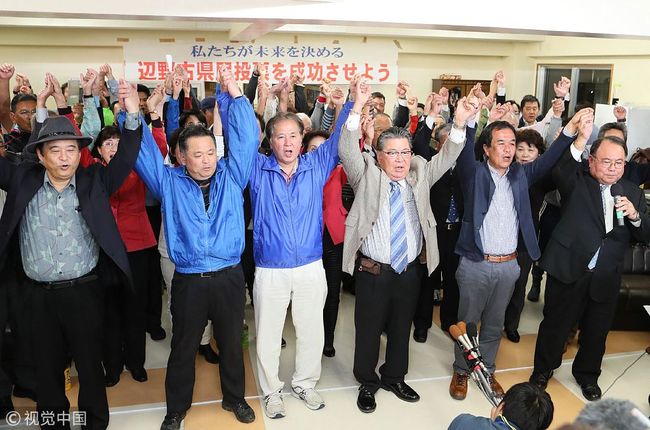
[
  {"x1": 443, "y1": 222, "x2": 460, "y2": 231},
  {"x1": 176, "y1": 264, "x2": 239, "y2": 278},
  {"x1": 32, "y1": 273, "x2": 98, "y2": 290}
]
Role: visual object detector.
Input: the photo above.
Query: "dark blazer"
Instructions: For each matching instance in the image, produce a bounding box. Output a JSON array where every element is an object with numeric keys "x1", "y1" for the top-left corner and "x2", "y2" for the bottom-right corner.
[
  {"x1": 540, "y1": 150, "x2": 650, "y2": 302},
  {"x1": 454, "y1": 126, "x2": 576, "y2": 262},
  {"x1": 0, "y1": 125, "x2": 143, "y2": 285},
  {"x1": 412, "y1": 119, "x2": 464, "y2": 223}
]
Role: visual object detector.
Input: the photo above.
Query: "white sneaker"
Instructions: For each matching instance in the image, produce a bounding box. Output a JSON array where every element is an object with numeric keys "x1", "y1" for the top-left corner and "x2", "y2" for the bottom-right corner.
[
  {"x1": 291, "y1": 386, "x2": 325, "y2": 410},
  {"x1": 264, "y1": 391, "x2": 286, "y2": 419}
]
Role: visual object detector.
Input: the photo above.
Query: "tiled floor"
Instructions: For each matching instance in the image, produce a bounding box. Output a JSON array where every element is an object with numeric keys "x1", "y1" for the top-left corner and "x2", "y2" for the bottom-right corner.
[{"x1": 11, "y1": 280, "x2": 650, "y2": 430}]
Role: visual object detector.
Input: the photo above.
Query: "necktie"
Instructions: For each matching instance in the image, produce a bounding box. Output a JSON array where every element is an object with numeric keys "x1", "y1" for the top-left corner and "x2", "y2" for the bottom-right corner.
[
  {"x1": 390, "y1": 181, "x2": 408, "y2": 273},
  {"x1": 447, "y1": 195, "x2": 459, "y2": 223},
  {"x1": 587, "y1": 184, "x2": 608, "y2": 270}
]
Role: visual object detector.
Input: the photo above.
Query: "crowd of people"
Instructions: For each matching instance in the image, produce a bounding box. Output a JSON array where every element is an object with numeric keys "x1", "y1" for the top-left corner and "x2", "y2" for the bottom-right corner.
[{"x1": 0, "y1": 60, "x2": 648, "y2": 430}]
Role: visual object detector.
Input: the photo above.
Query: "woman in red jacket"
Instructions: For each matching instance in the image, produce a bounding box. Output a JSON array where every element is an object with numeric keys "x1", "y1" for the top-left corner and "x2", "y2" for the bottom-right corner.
[{"x1": 82, "y1": 116, "x2": 168, "y2": 386}]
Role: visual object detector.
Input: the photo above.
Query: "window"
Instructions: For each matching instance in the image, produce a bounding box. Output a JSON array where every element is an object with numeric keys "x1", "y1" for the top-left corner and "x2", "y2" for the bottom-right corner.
[{"x1": 536, "y1": 65, "x2": 612, "y2": 116}]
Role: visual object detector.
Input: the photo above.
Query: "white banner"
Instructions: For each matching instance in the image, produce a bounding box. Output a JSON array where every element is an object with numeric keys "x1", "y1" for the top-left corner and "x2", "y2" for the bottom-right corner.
[{"x1": 123, "y1": 38, "x2": 398, "y2": 85}]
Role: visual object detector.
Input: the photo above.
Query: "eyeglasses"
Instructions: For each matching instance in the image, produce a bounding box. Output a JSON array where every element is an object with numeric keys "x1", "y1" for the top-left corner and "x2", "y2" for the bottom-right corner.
[
  {"x1": 591, "y1": 156, "x2": 625, "y2": 169},
  {"x1": 186, "y1": 122, "x2": 206, "y2": 127},
  {"x1": 381, "y1": 149, "x2": 413, "y2": 159},
  {"x1": 101, "y1": 139, "x2": 119, "y2": 148}
]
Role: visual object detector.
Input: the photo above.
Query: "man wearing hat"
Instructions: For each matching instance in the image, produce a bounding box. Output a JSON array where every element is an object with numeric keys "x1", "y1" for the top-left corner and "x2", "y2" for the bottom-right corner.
[{"x1": 0, "y1": 79, "x2": 142, "y2": 430}]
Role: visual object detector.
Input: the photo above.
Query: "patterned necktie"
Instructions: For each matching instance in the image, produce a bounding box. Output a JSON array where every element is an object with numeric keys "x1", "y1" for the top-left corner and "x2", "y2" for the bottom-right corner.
[
  {"x1": 588, "y1": 184, "x2": 608, "y2": 270},
  {"x1": 447, "y1": 195, "x2": 459, "y2": 223},
  {"x1": 390, "y1": 181, "x2": 408, "y2": 273}
]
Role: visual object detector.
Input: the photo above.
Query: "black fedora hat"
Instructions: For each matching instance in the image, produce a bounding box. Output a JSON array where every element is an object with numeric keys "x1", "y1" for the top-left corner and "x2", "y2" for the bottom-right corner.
[{"x1": 24, "y1": 116, "x2": 93, "y2": 154}]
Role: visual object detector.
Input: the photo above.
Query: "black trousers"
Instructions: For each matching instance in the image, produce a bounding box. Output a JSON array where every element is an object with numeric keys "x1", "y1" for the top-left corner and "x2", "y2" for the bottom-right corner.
[
  {"x1": 166, "y1": 265, "x2": 246, "y2": 415},
  {"x1": 322, "y1": 227, "x2": 344, "y2": 349},
  {"x1": 0, "y1": 285, "x2": 11, "y2": 397},
  {"x1": 241, "y1": 229, "x2": 255, "y2": 304},
  {"x1": 504, "y1": 250, "x2": 534, "y2": 332},
  {"x1": 104, "y1": 249, "x2": 150, "y2": 375},
  {"x1": 145, "y1": 205, "x2": 164, "y2": 332},
  {"x1": 353, "y1": 260, "x2": 423, "y2": 393},
  {"x1": 30, "y1": 278, "x2": 108, "y2": 430},
  {"x1": 413, "y1": 224, "x2": 460, "y2": 332},
  {"x1": 7, "y1": 274, "x2": 37, "y2": 394},
  {"x1": 533, "y1": 273, "x2": 617, "y2": 385}
]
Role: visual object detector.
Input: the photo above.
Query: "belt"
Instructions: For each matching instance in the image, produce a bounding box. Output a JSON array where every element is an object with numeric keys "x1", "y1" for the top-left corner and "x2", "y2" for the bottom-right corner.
[
  {"x1": 484, "y1": 252, "x2": 517, "y2": 263},
  {"x1": 176, "y1": 264, "x2": 239, "y2": 278},
  {"x1": 32, "y1": 273, "x2": 98, "y2": 290},
  {"x1": 444, "y1": 223, "x2": 460, "y2": 231},
  {"x1": 359, "y1": 255, "x2": 419, "y2": 274}
]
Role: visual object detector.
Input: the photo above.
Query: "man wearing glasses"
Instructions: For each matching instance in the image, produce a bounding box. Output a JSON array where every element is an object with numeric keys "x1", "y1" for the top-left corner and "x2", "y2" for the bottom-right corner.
[
  {"x1": 338, "y1": 88, "x2": 477, "y2": 413},
  {"x1": 531, "y1": 127, "x2": 650, "y2": 402}
]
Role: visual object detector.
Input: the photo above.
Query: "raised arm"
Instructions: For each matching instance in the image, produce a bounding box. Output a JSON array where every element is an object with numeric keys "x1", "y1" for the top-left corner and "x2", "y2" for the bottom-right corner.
[
  {"x1": 337, "y1": 78, "x2": 371, "y2": 189},
  {"x1": 0, "y1": 64, "x2": 15, "y2": 132}
]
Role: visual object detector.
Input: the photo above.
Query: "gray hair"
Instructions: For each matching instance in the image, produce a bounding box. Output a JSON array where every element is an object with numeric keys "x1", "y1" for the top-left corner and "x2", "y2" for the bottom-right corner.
[
  {"x1": 376, "y1": 126, "x2": 412, "y2": 151},
  {"x1": 575, "y1": 398, "x2": 650, "y2": 430},
  {"x1": 434, "y1": 123, "x2": 452, "y2": 143}
]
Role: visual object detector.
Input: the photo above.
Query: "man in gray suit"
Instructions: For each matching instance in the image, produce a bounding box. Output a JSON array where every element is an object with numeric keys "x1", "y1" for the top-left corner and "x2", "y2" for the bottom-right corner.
[{"x1": 338, "y1": 84, "x2": 478, "y2": 413}]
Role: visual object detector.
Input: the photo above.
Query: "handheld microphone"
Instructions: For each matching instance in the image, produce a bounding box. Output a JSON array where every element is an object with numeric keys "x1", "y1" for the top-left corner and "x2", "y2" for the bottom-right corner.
[
  {"x1": 610, "y1": 183, "x2": 625, "y2": 227},
  {"x1": 466, "y1": 322, "x2": 479, "y2": 348},
  {"x1": 449, "y1": 325, "x2": 473, "y2": 352}
]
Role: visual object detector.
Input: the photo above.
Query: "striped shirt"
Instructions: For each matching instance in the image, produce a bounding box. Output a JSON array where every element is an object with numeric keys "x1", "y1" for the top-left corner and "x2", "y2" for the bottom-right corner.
[
  {"x1": 479, "y1": 164, "x2": 519, "y2": 255},
  {"x1": 361, "y1": 179, "x2": 422, "y2": 264}
]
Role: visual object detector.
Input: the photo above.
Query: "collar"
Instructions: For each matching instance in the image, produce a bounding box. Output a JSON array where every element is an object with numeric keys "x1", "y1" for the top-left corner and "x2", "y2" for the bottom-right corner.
[
  {"x1": 44, "y1": 171, "x2": 76, "y2": 189},
  {"x1": 495, "y1": 415, "x2": 519, "y2": 430},
  {"x1": 487, "y1": 161, "x2": 510, "y2": 178}
]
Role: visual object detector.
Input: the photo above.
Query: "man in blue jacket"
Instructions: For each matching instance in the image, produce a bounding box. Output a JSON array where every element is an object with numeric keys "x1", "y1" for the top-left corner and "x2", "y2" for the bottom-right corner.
[
  {"x1": 133, "y1": 67, "x2": 259, "y2": 430},
  {"x1": 449, "y1": 106, "x2": 593, "y2": 401},
  {"x1": 249, "y1": 76, "x2": 357, "y2": 419}
]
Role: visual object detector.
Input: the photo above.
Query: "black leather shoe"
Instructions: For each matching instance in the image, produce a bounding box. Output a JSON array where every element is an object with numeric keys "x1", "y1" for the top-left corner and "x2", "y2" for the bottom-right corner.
[
  {"x1": 529, "y1": 371, "x2": 553, "y2": 390},
  {"x1": 0, "y1": 394, "x2": 15, "y2": 418},
  {"x1": 357, "y1": 385, "x2": 376, "y2": 413},
  {"x1": 580, "y1": 383, "x2": 602, "y2": 401},
  {"x1": 128, "y1": 367, "x2": 148, "y2": 382},
  {"x1": 505, "y1": 329, "x2": 520, "y2": 343},
  {"x1": 222, "y1": 400, "x2": 256, "y2": 423},
  {"x1": 527, "y1": 283, "x2": 541, "y2": 302},
  {"x1": 148, "y1": 326, "x2": 167, "y2": 341},
  {"x1": 105, "y1": 371, "x2": 121, "y2": 387},
  {"x1": 323, "y1": 345, "x2": 336, "y2": 357},
  {"x1": 381, "y1": 381, "x2": 420, "y2": 402},
  {"x1": 198, "y1": 344, "x2": 220, "y2": 364},
  {"x1": 160, "y1": 412, "x2": 185, "y2": 430},
  {"x1": 12, "y1": 385, "x2": 37, "y2": 401},
  {"x1": 413, "y1": 328, "x2": 428, "y2": 343}
]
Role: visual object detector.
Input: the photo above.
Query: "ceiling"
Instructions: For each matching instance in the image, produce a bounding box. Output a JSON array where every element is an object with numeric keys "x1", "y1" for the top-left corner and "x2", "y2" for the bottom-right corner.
[{"x1": 1, "y1": 0, "x2": 649, "y2": 41}]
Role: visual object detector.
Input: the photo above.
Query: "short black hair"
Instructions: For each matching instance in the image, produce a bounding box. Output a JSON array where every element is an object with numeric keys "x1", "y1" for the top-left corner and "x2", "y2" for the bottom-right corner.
[
  {"x1": 501, "y1": 382, "x2": 554, "y2": 430},
  {"x1": 95, "y1": 126, "x2": 121, "y2": 148},
  {"x1": 179, "y1": 109, "x2": 207, "y2": 129},
  {"x1": 505, "y1": 99, "x2": 521, "y2": 112},
  {"x1": 417, "y1": 103, "x2": 425, "y2": 110},
  {"x1": 371, "y1": 92, "x2": 385, "y2": 101},
  {"x1": 168, "y1": 128, "x2": 182, "y2": 165},
  {"x1": 598, "y1": 122, "x2": 627, "y2": 142},
  {"x1": 516, "y1": 128, "x2": 546, "y2": 155},
  {"x1": 10, "y1": 93, "x2": 37, "y2": 113},
  {"x1": 520, "y1": 95, "x2": 540, "y2": 109},
  {"x1": 136, "y1": 84, "x2": 150, "y2": 97},
  {"x1": 590, "y1": 135, "x2": 628, "y2": 157},
  {"x1": 178, "y1": 125, "x2": 215, "y2": 154},
  {"x1": 265, "y1": 112, "x2": 304, "y2": 140},
  {"x1": 302, "y1": 130, "x2": 330, "y2": 152},
  {"x1": 482, "y1": 121, "x2": 516, "y2": 148}
]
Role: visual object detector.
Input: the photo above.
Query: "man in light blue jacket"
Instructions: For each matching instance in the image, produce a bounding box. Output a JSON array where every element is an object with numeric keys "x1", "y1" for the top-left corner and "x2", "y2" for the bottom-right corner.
[
  {"x1": 133, "y1": 67, "x2": 258, "y2": 430},
  {"x1": 249, "y1": 77, "x2": 358, "y2": 419}
]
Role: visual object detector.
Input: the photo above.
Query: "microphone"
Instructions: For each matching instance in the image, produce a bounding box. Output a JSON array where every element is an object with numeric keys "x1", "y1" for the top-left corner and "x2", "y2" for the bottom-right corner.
[
  {"x1": 449, "y1": 325, "x2": 474, "y2": 352},
  {"x1": 610, "y1": 183, "x2": 625, "y2": 227},
  {"x1": 466, "y1": 322, "x2": 479, "y2": 349}
]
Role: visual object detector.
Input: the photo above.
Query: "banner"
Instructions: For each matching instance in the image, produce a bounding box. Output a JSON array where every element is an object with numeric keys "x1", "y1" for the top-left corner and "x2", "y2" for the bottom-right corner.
[{"x1": 124, "y1": 38, "x2": 398, "y2": 85}]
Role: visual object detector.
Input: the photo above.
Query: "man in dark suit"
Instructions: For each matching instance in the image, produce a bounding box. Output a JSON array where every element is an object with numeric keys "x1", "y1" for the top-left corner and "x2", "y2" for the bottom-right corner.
[
  {"x1": 531, "y1": 128, "x2": 650, "y2": 401},
  {"x1": 412, "y1": 117, "x2": 463, "y2": 339},
  {"x1": 449, "y1": 107, "x2": 592, "y2": 401},
  {"x1": 0, "y1": 79, "x2": 142, "y2": 430}
]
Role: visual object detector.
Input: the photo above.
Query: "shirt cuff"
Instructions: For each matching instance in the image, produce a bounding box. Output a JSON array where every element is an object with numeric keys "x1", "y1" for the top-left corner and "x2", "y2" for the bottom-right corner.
[
  {"x1": 425, "y1": 115, "x2": 435, "y2": 130},
  {"x1": 630, "y1": 218, "x2": 641, "y2": 228},
  {"x1": 570, "y1": 144, "x2": 584, "y2": 161},
  {"x1": 124, "y1": 112, "x2": 140, "y2": 131},
  {"x1": 563, "y1": 127, "x2": 577, "y2": 138},
  {"x1": 346, "y1": 113, "x2": 361, "y2": 131},
  {"x1": 497, "y1": 87, "x2": 506, "y2": 96},
  {"x1": 448, "y1": 125, "x2": 466, "y2": 144},
  {"x1": 397, "y1": 98, "x2": 407, "y2": 107},
  {"x1": 36, "y1": 107, "x2": 49, "y2": 123}
]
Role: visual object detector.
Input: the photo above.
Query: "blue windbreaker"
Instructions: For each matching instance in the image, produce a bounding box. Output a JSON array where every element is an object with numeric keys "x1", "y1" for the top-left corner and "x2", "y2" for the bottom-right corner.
[
  {"x1": 250, "y1": 101, "x2": 353, "y2": 268},
  {"x1": 133, "y1": 95, "x2": 258, "y2": 273}
]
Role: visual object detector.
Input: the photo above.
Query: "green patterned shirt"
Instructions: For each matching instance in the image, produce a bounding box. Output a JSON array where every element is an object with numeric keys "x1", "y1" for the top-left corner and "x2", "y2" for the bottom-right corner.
[{"x1": 19, "y1": 173, "x2": 99, "y2": 282}]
